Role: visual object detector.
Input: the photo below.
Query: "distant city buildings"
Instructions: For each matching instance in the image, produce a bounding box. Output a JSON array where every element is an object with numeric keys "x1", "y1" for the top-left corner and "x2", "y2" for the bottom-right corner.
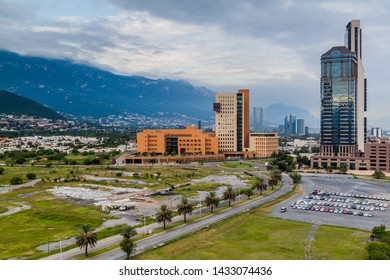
[
  {"x1": 284, "y1": 114, "x2": 297, "y2": 136},
  {"x1": 371, "y1": 127, "x2": 382, "y2": 138},
  {"x1": 297, "y1": 119, "x2": 305, "y2": 135},
  {"x1": 253, "y1": 107, "x2": 263, "y2": 132}
]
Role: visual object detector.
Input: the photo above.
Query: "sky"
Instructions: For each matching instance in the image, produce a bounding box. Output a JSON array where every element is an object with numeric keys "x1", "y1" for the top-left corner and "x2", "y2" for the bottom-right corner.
[{"x1": 1, "y1": 0, "x2": 390, "y2": 124}]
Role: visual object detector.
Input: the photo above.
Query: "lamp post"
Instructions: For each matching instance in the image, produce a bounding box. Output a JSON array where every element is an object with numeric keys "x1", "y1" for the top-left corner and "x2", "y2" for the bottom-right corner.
[
  {"x1": 199, "y1": 198, "x2": 202, "y2": 216},
  {"x1": 54, "y1": 235, "x2": 62, "y2": 260}
]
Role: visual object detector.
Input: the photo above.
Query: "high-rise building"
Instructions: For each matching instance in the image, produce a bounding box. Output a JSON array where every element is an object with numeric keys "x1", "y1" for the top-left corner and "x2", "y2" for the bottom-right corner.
[
  {"x1": 284, "y1": 114, "x2": 297, "y2": 135},
  {"x1": 346, "y1": 20, "x2": 367, "y2": 152},
  {"x1": 297, "y1": 119, "x2": 305, "y2": 135},
  {"x1": 312, "y1": 20, "x2": 369, "y2": 170},
  {"x1": 214, "y1": 89, "x2": 250, "y2": 152},
  {"x1": 253, "y1": 107, "x2": 263, "y2": 132}
]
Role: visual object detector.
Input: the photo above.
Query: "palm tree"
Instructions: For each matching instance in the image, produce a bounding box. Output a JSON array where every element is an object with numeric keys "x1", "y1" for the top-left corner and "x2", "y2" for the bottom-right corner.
[
  {"x1": 223, "y1": 186, "x2": 236, "y2": 206},
  {"x1": 121, "y1": 225, "x2": 137, "y2": 239},
  {"x1": 120, "y1": 226, "x2": 137, "y2": 259},
  {"x1": 205, "y1": 191, "x2": 220, "y2": 213},
  {"x1": 176, "y1": 197, "x2": 194, "y2": 222},
  {"x1": 156, "y1": 204, "x2": 173, "y2": 229},
  {"x1": 253, "y1": 177, "x2": 264, "y2": 195},
  {"x1": 75, "y1": 224, "x2": 98, "y2": 256},
  {"x1": 243, "y1": 188, "x2": 254, "y2": 199}
]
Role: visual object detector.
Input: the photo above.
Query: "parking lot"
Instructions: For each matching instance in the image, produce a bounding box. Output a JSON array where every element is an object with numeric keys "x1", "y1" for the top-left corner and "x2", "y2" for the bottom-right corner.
[{"x1": 270, "y1": 174, "x2": 390, "y2": 230}]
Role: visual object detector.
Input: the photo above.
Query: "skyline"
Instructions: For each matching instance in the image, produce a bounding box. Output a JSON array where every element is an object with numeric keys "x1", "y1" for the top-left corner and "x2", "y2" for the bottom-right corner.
[{"x1": 1, "y1": 1, "x2": 390, "y2": 124}]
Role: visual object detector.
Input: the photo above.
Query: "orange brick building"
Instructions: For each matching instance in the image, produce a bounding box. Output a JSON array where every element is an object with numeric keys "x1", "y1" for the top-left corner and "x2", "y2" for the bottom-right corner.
[{"x1": 137, "y1": 126, "x2": 218, "y2": 156}]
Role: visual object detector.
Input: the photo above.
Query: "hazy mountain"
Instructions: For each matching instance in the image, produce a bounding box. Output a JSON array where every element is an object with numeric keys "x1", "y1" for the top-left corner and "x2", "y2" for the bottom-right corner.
[
  {"x1": 0, "y1": 50, "x2": 215, "y2": 120},
  {"x1": 263, "y1": 103, "x2": 319, "y2": 128},
  {"x1": 0, "y1": 90, "x2": 65, "y2": 120}
]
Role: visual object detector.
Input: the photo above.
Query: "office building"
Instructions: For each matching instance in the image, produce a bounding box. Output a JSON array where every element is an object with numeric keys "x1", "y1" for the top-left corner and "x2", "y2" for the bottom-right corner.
[
  {"x1": 214, "y1": 89, "x2": 250, "y2": 152},
  {"x1": 137, "y1": 126, "x2": 218, "y2": 156},
  {"x1": 249, "y1": 133, "x2": 279, "y2": 158},
  {"x1": 297, "y1": 119, "x2": 305, "y2": 135},
  {"x1": 253, "y1": 107, "x2": 263, "y2": 132},
  {"x1": 312, "y1": 20, "x2": 369, "y2": 170}
]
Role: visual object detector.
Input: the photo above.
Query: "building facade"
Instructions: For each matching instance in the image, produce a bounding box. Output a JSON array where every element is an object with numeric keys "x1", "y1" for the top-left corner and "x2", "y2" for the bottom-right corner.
[
  {"x1": 371, "y1": 127, "x2": 382, "y2": 138},
  {"x1": 249, "y1": 133, "x2": 279, "y2": 158},
  {"x1": 214, "y1": 89, "x2": 250, "y2": 152},
  {"x1": 312, "y1": 20, "x2": 369, "y2": 170},
  {"x1": 136, "y1": 126, "x2": 218, "y2": 156},
  {"x1": 253, "y1": 107, "x2": 263, "y2": 132}
]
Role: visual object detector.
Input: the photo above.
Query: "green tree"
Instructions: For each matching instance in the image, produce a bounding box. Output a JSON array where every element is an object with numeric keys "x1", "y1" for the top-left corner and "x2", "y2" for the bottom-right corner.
[
  {"x1": 120, "y1": 226, "x2": 137, "y2": 259},
  {"x1": 156, "y1": 204, "x2": 173, "y2": 229},
  {"x1": 252, "y1": 177, "x2": 265, "y2": 195},
  {"x1": 243, "y1": 188, "x2": 254, "y2": 199},
  {"x1": 371, "y1": 224, "x2": 387, "y2": 241},
  {"x1": 0, "y1": 167, "x2": 4, "y2": 175},
  {"x1": 176, "y1": 197, "x2": 194, "y2": 222},
  {"x1": 339, "y1": 163, "x2": 348, "y2": 174},
  {"x1": 75, "y1": 224, "x2": 98, "y2": 256},
  {"x1": 120, "y1": 238, "x2": 136, "y2": 260},
  {"x1": 289, "y1": 172, "x2": 302, "y2": 184},
  {"x1": 205, "y1": 191, "x2": 220, "y2": 213},
  {"x1": 366, "y1": 242, "x2": 390, "y2": 260},
  {"x1": 373, "y1": 170, "x2": 386, "y2": 179},
  {"x1": 10, "y1": 176, "x2": 23, "y2": 185},
  {"x1": 222, "y1": 186, "x2": 236, "y2": 206}
]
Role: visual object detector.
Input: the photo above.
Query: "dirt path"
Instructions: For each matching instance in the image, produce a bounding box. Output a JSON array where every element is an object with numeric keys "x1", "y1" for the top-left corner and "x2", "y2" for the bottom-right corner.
[{"x1": 304, "y1": 223, "x2": 319, "y2": 260}]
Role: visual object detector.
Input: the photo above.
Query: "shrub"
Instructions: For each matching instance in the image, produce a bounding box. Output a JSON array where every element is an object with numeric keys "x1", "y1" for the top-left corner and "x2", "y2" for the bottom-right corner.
[
  {"x1": 0, "y1": 167, "x2": 4, "y2": 175},
  {"x1": 26, "y1": 173, "x2": 36, "y2": 180},
  {"x1": 10, "y1": 176, "x2": 23, "y2": 185},
  {"x1": 373, "y1": 170, "x2": 385, "y2": 179}
]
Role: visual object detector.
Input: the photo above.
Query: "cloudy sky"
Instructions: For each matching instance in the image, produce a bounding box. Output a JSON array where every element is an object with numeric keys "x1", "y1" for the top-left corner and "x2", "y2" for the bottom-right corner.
[{"x1": 1, "y1": 0, "x2": 389, "y2": 123}]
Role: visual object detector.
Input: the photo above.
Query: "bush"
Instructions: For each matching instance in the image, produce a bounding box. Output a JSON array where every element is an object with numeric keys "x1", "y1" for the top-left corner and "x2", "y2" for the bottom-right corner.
[
  {"x1": 289, "y1": 172, "x2": 302, "y2": 184},
  {"x1": 116, "y1": 172, "x2": 123, "y2": 177},
  {"x1": 26, "y1": 173, "x2": 36, "y2": 180},
  {"x1": 373, "y1": 170, "x2": 385, "y2": 179},
  {"x1": 0, "y1": 167, "x2": 4, "y2": 175},
  {"x1": 10, "y1": 176, "x2": 23, "y2": 185}
]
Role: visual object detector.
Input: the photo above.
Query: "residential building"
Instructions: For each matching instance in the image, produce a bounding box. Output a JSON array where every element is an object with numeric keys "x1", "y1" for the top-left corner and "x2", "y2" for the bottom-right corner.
[
  {"x1": 297, "y1": 119, "x2": 305, "y2": 135},
  {"x1": 253, "y1": 107, "x2": 263, "y2": 132},
  {"x1": 214, "y1": 89, "x2": 250, "y2": 152},
  {"x1": 136, "y1": 126, "x2": 218, "y2": 156},
  {"x1": 249, "y1": 133, "x2": 279, "y2": 158},
  {"x1": 365, "y1": 138, "x2": 390, "y2": 172}
]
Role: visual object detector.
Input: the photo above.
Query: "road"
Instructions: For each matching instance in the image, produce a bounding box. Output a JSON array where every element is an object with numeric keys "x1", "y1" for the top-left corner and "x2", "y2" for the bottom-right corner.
[{"x1": 42, "y1": 173, "x2": 293, "y2": 260}]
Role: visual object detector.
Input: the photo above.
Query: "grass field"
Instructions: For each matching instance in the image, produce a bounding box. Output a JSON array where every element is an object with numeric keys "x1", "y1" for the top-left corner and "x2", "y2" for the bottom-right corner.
[
  {"x1": 219, "y1": 162, "x2": 254, "y2": 169},
  {"x1": 134, "y1": 211, "x2": 370, "y2": 260}
]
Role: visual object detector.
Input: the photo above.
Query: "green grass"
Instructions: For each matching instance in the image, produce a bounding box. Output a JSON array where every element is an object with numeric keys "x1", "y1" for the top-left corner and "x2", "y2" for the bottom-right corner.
[
  {"x1": 0, "y1": 205, "x2": 7, "y2": 214},
  {"x1": 134, "y1": 213, "x2": 370, "y2": 260},
  {"x1": 175, "y1": 182, "x2": 225, "y2": 197},
  {"x1": 0, "y1": 191, "x2": 109, "y2": 260},
  {"x1": 219, "y1": 162, "x2": 253, "y2": 169}
]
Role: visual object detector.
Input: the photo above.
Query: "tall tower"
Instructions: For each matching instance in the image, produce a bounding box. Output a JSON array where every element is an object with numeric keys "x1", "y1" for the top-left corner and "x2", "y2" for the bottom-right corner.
[
  {"x1": 319, "y1": 46, "x2": 358, "y2": 157},
  {"x1": 214, "y1": 89, "x2": 250, "y2": 152},
  {"x1": 345, "y1": 20, "x2": 367, "y2": 152},
  {"x1": 253, "y1": 107, "x2": 263, "y2": 132}
]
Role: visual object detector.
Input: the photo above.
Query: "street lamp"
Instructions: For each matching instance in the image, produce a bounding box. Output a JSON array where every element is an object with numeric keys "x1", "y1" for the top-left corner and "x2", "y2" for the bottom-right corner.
[
  {"x1": 199, "y1": 198, "x2": 202, "y2": 216},
  {"x1": 54, "y1": 235, "x2": 62, "y2": 260}
]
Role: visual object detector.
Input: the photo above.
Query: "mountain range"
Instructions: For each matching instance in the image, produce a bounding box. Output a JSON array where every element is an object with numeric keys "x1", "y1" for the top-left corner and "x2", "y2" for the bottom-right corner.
[
  {"x1": 0, "y1": 50, "x2": 324, "y2": 128},
  {"x1": 0, "y1": 90, "x2": 64, "y2": 120},
  {"x1": 0, "y1": 50, "x2": 215, "y2": 120}
]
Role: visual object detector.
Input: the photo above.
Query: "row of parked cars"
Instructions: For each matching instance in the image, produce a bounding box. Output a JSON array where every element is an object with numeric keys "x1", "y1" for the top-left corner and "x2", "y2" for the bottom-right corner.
[{"x1": 288, "y1": 188, "x2": 390, "y2": 218}]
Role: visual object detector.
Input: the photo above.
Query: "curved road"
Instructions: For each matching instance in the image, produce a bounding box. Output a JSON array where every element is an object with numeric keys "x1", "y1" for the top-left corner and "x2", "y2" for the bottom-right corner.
[{"x1": 43, "y1": 173, "x2": 293, "y2": 260}]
